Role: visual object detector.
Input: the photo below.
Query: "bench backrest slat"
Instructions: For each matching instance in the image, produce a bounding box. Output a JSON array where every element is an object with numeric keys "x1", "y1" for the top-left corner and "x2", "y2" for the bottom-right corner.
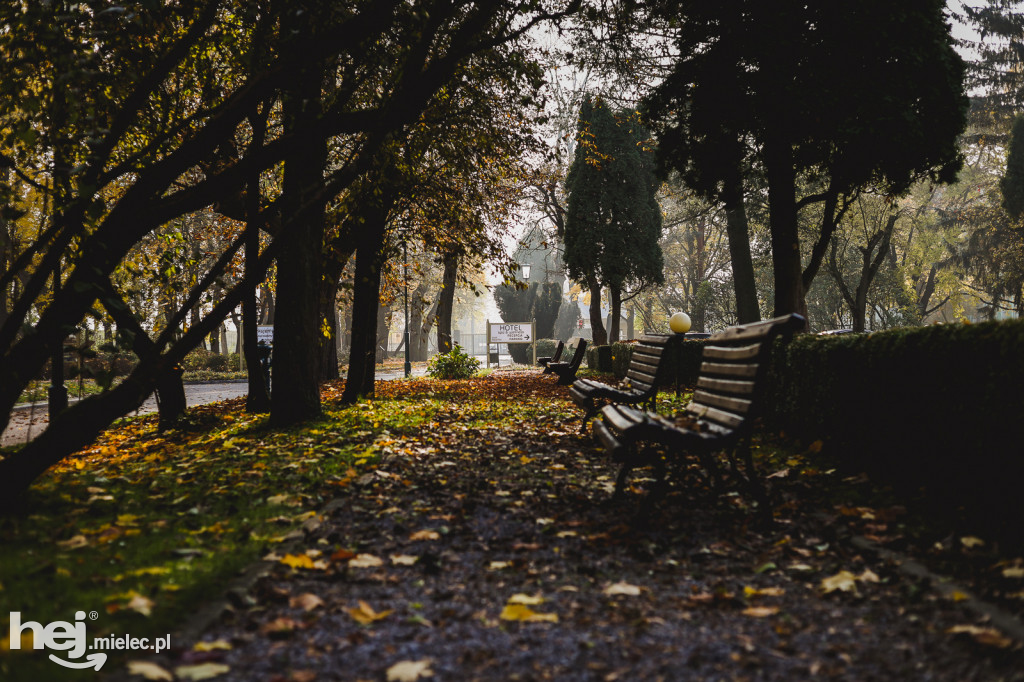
[{"x1": 684, "y1": 313, "x2": 804, "y2": 435}]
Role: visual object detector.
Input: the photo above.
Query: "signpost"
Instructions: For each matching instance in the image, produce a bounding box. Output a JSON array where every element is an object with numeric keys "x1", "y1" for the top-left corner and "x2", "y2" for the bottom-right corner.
[{"x1": 486, "y1": 319, "x2": 536, "y2": 368}]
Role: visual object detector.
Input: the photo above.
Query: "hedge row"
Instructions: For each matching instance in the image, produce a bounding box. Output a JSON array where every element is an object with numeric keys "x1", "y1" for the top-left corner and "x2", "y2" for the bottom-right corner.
[
  {"x1": 766, "y1": 320, "x2": 1024, "y2": 537},
  {"x1": 587, "y1": 321, "x2": 1024, "y2": 544}
]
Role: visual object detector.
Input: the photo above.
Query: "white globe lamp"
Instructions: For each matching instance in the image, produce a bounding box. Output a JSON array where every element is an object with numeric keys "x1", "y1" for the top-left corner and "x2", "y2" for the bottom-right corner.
[{"x1": 669, "y1": 312, "x2": 692, "y2": 334}]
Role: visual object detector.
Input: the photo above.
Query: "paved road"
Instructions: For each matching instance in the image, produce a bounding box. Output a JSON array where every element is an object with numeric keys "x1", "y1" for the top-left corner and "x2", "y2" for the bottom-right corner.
[{"x1": 2, "y1": 368, "x2": 430, "y2": 448}]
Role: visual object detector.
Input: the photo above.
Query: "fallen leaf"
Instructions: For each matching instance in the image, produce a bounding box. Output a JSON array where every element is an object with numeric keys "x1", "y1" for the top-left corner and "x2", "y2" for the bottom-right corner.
[
  {"x1": 820, "y1": 570, "x2": 858, "y2": 594},
  {"x1": 175, "y1": 663, "x2": 231, "y2": 681},
  {"x1": 349, "y1": 554, "x2": 384, "y2": 568},
  {"x1": 127, "y1": 593, "x2": 155, "y2": 616},
  {"x1": 1002, "y1": 566, "x2": 1024, "y2": 579},
  {"x1": 57, "y1": 534, "x2": 89, "y2": 550},
  {"x1": 289, "y1": 593, "x2": 324, "y2": 611},
  {"x1": 126, "y1": 660, "x2": 174, "y2": 680},
  {"x1": 947, "y1": 625, "x2": 1014, "y2": 648},
  {"x1": 742, "y1": 606, "x2": 780, "y2": 617},
  {"x1": 193, "y1": 639, "x2": 232, "y2": 652},
  {"x1": 409, "y1": 530, "x2": 440, "y2": 541},
  {"x1": 507, "y1": 593, "x2": 545, "y2": 605},
  {"x1": 858, "y1": 569, "x2": 880, "y2": 583},
  {"x1": 603, "y1": 582, "x2": 641, "y2": 597},
  {"x1": 500, "y1": 603, "x2": 558, "y2": 623},
  {"x1": 960, "y1": 536, "x2": 985, "y2": 549},
  {"x1": 386, "y1": 659, "x2": 434, "y2": 681},
  {"x1": 744, "y1": 586, "x2": 786, "y2": 598},
  {"x1": 345, "y1": 600, "x2": 394, "y2": 625},
  {"x1": 390, "y1": 555, "x2": 419, "y2": 566},
  {"x1": 290, "y1": 671, "x2": 317, "y2": 682},
  {"x1": 280, "y1": 554, "x2": 315, "y2": 569},
  {"x1": 488, "y1": 561, "x2": 512, "y2": 570}
]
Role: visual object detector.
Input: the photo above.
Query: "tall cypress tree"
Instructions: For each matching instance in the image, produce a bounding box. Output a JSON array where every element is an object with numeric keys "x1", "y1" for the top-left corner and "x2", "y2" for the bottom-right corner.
[{"x1": 563, "y1": 96, "x2": 664, "y2": 344}]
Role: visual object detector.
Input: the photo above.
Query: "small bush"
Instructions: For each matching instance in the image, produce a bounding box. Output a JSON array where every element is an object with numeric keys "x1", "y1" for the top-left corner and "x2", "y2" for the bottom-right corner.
[{"x1": 426, "y1": 345, "x2": 481, "y2": 380}]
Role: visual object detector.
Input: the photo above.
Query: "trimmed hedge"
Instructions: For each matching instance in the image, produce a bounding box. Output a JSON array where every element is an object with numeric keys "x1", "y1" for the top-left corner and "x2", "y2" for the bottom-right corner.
[{"x1": 764, "y1": 320, "x2": 1024, "y2": 544}]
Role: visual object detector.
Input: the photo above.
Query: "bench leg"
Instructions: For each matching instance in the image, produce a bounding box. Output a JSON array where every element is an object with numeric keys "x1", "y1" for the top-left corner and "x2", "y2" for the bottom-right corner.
[
  {"x1": 579, "y1": 402, "x2": 599, "y2": 435},
  {"x1": 736, "y1": 440, "x2": 772, "y2": 520}
]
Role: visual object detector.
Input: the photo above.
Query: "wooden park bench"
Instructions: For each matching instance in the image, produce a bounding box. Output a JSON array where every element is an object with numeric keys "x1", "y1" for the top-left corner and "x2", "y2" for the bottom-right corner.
[
  {"x1": 592, "y1": 314, "x2": 805, "y2": 509},
  {"x1": 538, "y1": 340, "x2": 565, "y2": 374},
  {"x1": 568, "y1": 334, "x2": 678, "y2": 433},
  {"x1": 547, "y1": 339, "x2": 588, "y2": 386}
]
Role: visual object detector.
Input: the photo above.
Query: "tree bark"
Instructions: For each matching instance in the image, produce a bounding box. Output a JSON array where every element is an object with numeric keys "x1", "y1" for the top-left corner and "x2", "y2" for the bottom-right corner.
[
  {"x1": 608, "y1": 286, "x2": 621, "y2": 343},
  {"x1": 341, "y1": 206, "x2": 389, "y2": 404},
  {"x1": 586, "y1": 274, "x2": 607, "y2": 346},
  {"x1": 764, "y1": 134, "x2": 807, "y2": 323},
  {"x1": 721, "y1": 164, "x2": 760, "y2": 323},
  {"x1": 269, "y1": 41, "x2": 328, "y2": 426},
  {"x1": 436, "y1": 250, "x2": 459, "y2": 353}
]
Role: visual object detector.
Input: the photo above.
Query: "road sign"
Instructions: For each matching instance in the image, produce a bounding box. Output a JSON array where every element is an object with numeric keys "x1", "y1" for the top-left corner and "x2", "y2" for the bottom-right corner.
[{"x1": 488, "y1": 322, "x2": 533, "y2": 343}]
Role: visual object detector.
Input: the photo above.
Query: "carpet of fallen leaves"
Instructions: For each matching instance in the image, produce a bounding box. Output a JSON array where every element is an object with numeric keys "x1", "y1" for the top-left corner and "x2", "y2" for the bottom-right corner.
[{"x1": 115, "y1": 370, "x2": 1024, "y2": 682}]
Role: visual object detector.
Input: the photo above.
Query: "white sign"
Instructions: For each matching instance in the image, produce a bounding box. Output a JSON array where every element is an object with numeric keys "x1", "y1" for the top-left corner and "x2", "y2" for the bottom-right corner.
[
  {"x1": 257, "y1": 325, "x2": 274, "y2": 344},
  {"x1": 489, "y1": 322, "x2": 533, "y2": 343}
]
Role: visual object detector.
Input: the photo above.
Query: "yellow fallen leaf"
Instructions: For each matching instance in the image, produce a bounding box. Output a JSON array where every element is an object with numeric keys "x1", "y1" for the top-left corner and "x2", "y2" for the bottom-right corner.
[
  {"x1": 289, "y1": 593, "x2": 324, "y2": 612},
  {"x1": 345, "y1": 600, "x2": 393, "y2": 625},
  {"x1": 960, "y1": 536, "x2": 985, "y2": 549},
  {"x1": 280, "y1": 554, "x2": 315, "y2": 569},
  {"x1": 742, "y1": 606, "x2": 780, "y2": 617},
  {"x1": 193, "y1": 639, "x2": 232, "y2": 652},
  {"x1": 948, "y1": 590, "x2": 971, "y2": 602},
  {"x1": 409, "y1": 530, "x2": 440, "y2": 541},
  {"x1": 820, "y1": 570, "x2": 858, "y2": 594},
  {"x1": 127, "y1": 660, "x2": 174, "y2": 680},
  {"x1": 744, "y1": 586, "x2": 786, "y2": 598},
  {"x1": 1002, "y1": 566, "x2": 1024, "y2": 579},
  {"x1": 349, "y1": 554, "x2": 384, "y2": 568},
  {"x1": 175, "y1": 663, "x2": 231, "y2": 680},
  {"x1": 390, "y1": 555, "x2": 419, "y2": 566},
  {"x1": 386, "y1": 659, "x2": 434, "y2": 682},
  {"x1": 507, "y1": 593, "x2": 545, "y2": 605},
  {"x1": 858, "y1": 569, "x2": 880, "y2": 583},
  {"x1": 500, "y1": 603, "x2": 558, "y2": 623},
  {"x1": 603, "y1": 582, "x2": 641, "y2": 597},
  {"x1": 488, "y1": 561, "x2": 512, "y2": 570}
]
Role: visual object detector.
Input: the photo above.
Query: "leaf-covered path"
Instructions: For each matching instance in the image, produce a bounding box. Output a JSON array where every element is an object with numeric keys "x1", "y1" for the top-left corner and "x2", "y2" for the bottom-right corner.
[{"x1": 144, "y1": 371, "x2": 1022, "y2": 681}]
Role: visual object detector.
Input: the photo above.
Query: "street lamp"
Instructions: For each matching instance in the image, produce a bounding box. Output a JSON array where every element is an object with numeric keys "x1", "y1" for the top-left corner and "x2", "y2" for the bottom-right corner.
[{"x1": 403, "y1": 239, "x2": 411, "y2": 378}]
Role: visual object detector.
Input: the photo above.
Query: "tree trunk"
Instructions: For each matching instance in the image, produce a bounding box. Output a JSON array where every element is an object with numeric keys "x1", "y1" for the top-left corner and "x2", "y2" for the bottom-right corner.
[
  {"x1": 243, "y1": 111, "x2": 270, "y2": 413},
  {"x1": 318, "y1": 274, "x2": 341, "y2": 382},
  {"x1": 341, "y1": 206, "x2": 389, "y2": 404},
  {"x1": 586, "y1": 274, "x2": 607, "y2": 345},
  {"x1": 721, "y1": 164, "x2": 761, "y2": 323},
  {"x1": 436, "y1": 250, "x2": 459, "y2": 353},
  {"x1": 764, "y1": 135, "x2": 807, "y2": 323},
  {"x1": 608, "y1": 286, "x2": 621, "y2": 343},
  {"x1": 269, "y1": 45, "x2": 328, "y2": 427}
]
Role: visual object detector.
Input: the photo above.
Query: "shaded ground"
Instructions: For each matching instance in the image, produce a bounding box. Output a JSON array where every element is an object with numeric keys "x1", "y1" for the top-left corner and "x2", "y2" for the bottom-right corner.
[{"x1": 123, "y1": 372, "x2": 1023, "y2": 681}]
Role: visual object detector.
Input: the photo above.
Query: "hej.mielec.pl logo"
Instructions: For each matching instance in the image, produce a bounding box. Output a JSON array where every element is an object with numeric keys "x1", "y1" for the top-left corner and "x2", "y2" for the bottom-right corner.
[{"x1": 6, "y1": 610, "x2": 171, "y2": 671}]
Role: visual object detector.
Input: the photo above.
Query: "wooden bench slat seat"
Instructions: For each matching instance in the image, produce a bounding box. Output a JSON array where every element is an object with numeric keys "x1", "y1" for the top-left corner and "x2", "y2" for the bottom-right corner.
[
  {"x1": 593, "y1": 314, "x2": 805, "y2": 510},
  {"x1": 568, "y1": 333, "x2": 681, "y2": 433}
]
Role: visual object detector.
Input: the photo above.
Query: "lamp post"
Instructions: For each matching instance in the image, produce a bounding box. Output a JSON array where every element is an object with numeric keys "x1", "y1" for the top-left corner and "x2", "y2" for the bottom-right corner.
[{"x1": 403, "y1": 238, "x2": 411, "y2": 378}]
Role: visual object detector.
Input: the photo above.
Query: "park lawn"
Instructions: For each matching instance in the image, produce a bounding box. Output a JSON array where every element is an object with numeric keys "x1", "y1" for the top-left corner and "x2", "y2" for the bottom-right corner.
[{"x1": 0, "y1": 370, "x2": 584, "y2": 681}]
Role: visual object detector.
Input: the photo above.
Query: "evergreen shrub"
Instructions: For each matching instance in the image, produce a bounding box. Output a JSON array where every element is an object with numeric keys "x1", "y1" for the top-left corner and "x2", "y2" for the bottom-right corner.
[{"x1": 426, "y1": 345, "x2": 481, "y2": 380}]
